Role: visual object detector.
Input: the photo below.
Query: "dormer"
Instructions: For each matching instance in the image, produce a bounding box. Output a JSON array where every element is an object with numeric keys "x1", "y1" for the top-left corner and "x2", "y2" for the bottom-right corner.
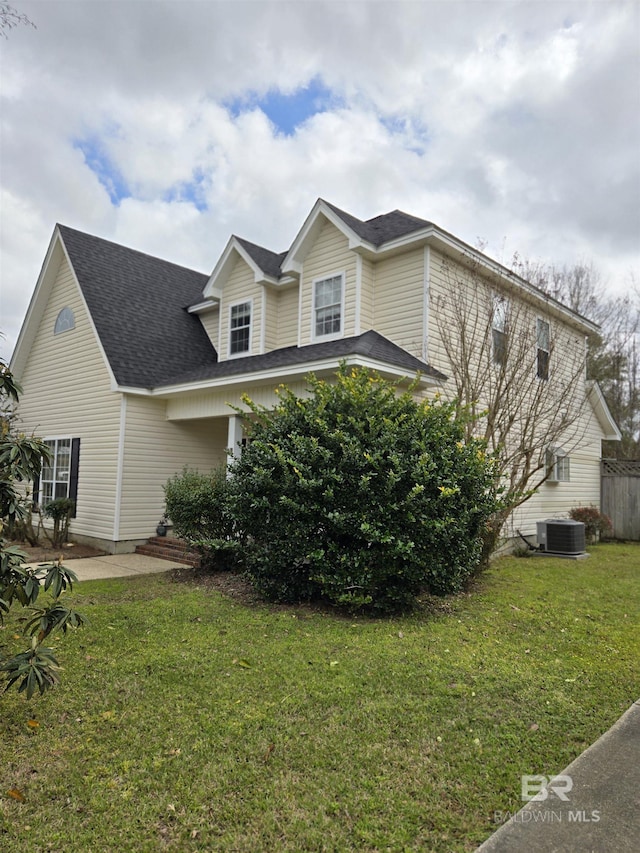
[{"x1": 197, "y1": 235, "x2": 296, "y2": 360}]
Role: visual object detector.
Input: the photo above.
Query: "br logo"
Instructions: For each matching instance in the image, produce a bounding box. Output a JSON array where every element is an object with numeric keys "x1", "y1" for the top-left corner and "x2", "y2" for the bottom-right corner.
[{"x1": 521, "y1": 775, "x2": 573, "y2": 802}]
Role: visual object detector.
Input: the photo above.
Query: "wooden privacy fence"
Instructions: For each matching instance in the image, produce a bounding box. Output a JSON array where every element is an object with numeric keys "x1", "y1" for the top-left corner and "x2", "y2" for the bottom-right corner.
[{"x1": 601, "y1": 459, "x2": 640, "y2": 541}]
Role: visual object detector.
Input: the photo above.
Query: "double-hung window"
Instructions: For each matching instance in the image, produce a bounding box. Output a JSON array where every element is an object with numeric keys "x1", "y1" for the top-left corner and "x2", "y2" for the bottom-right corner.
[
  {"x1": 313, "y1": 274, "x2": 344, "y2": 340},
  {"x1": 537, "y1": 319, "x2": 550, "y2": 380},
  {"x1": 35, "y1": 437, "x2": 80, "y2": 514},
  {"x1": 492, "y1": 295, "x2": 508, "y2": 366},
  {"x1": 546, "y1": 446, "x2": 570, "y2": 482},
  {"x1": 229, "y1": 301, "x2": 252, "y2": 356}
]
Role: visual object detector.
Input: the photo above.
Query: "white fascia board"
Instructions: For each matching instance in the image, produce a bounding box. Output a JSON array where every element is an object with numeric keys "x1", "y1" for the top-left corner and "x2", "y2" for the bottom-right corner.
[
  {"x1": 358, "y1": 224, "x2": 599, "y2": 337},
  {"x1": 116, "y1": 385, "x2": 155, "y2": 395},
  {"x1": 427, "y1": 229, "x2": 600, "y2": 336},
  {"x1": 10, "y1": 227, "x2": 118, "y2": 394},
  {"x1": 204, "y1": 237, "x2": 277, "y2": 298},
  {"x1": 10, "y1": 227, "x2": 64, "y2": 377},
  {"x1": 586, "y1": 380, "x2": 622, "y2": 441},
  {"x1": 281, "y1": 199, "x2": 373, "y2": 274},
  {"x1": 54, "y1": 238, "x2": 120, "y2": 392},
  {"x1": 188, "y1": 298, "x2": 220, "y2": 314},
  {"x1": 121, "y1": 356, "x2": 439, "y2": 399}
]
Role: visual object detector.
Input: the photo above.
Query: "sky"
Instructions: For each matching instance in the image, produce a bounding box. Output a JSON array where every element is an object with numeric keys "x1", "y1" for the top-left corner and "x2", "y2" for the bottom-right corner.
[{"x1": 1, "y1": 0, "x2": 639, "y2": 360}]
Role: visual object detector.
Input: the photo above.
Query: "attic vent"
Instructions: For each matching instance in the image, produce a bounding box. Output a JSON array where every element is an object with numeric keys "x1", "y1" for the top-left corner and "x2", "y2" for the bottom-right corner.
[{"x1": 54, "y1": 306, "x2": 75, "y2": 335}]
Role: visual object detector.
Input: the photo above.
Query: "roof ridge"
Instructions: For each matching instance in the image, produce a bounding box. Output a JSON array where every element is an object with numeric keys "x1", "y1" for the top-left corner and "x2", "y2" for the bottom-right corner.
[{"x1": 57, "y1": 223, "x2": 208, "y2": 276}]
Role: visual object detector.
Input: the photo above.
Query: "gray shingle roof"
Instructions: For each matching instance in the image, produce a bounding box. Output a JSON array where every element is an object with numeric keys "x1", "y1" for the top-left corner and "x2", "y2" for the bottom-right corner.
[
  {"x1": 58, "y1": 225, "x2": 217, "y2": 387},
  {"x1": 58, "y1": 202, "x2": 446, "y2": 391},
  {"x1": 231, "y1": 201, "x2": 434, "y2": 280},
  {"x1": 323, "y1": 200, "x2": 433, "y2": 246},
  {"x1": 162, "y1": 330, "x2": 445, "y2": 388},
  {"x1": 234, "y1": 237, "x2": 287, "y2": 279}
]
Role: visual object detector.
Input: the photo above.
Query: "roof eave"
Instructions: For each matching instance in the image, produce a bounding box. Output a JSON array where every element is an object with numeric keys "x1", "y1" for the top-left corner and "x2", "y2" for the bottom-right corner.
[
  {"x1": 586, "y1": 380, "x2": 622, "y2": 441},
  {"x1": 118, "y1": 355, "x2": 443, "y2": 399}
]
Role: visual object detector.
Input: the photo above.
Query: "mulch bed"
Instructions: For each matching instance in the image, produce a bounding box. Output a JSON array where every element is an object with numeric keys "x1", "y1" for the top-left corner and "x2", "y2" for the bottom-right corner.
[
  {"x1": 169, "y1": 565, "x2": 264, "y2": 607},
  {"x1": 8, "y1": 540, "x2": 108, "y2": 563}
]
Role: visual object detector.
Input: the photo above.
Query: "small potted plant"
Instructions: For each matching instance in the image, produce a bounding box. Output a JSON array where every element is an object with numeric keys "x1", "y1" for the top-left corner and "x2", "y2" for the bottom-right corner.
[{"x1": 156, "y1": 516, "x2": 169, "y2": 537}]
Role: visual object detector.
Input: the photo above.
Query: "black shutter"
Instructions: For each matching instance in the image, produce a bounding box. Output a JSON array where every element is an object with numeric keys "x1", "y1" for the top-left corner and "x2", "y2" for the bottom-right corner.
[
  {"x1": 69, "y1": 438, "x2": 80, "y2": 517},
  {"x1": 32, "y1": 472, "x2": 40, "y2": 511}
]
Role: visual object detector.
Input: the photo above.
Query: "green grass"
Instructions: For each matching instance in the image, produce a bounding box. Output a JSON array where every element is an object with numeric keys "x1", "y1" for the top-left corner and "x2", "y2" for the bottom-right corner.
[{"x1": 1, "y1": 543, "x2": 638, "y2": 851}]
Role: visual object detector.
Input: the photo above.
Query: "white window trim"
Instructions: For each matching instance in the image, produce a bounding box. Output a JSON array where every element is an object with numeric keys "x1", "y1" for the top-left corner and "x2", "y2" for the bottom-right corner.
[
  {"x1": 546, "y1": 446, "x2": 570, "y2": 483},
  {"x1": 39, "y1": 437, "x2": 72, "y2": 505},
  {"x1": 227, "y1": 298, "x2": 253, "y2": 359},
  {"x1": 54, "y1": 306, "x2": 75, "y2": 335},
  {"x1": 537, "y1": 317, "x2": 551, "y2": 381},
  {"x1": 312, "y1": 271, "x2": 345, "y2": 342},
  {"x1": 492, "y1": 294, "x2": 509, "y2": 366}
]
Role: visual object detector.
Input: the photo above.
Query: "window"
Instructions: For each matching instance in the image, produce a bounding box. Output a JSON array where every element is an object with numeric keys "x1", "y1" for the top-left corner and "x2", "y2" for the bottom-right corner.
[
  {"x1": 537, "y1": 319, "x2": 550, "y2": 380},
  {"x1": 492, "y1": 295, "x2": 508, "y2": 366},
  {"x1": 54, "y1": 307, "x2": 75, "y2": 335},
  {"x1": 229, "y1": 301, "x2": 251, "y2": 356},
  {"x1": 34, "y1": 438, "x2": 80, "y2": 513},
  {"x1": 313, "y1": 274, "x2": 344, "y2": 339},
  {"x1": 546, "y1": 446, "x2": 570, "y2": 482}
]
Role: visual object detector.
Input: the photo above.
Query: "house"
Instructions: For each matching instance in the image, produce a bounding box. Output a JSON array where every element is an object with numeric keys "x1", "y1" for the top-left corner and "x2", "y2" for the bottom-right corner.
[{"x1": 10, "y1": 199, "x2": 620, "y2": 553}]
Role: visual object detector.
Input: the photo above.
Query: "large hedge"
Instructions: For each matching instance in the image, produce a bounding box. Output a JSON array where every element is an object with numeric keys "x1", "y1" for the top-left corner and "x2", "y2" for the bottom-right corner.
[{"x1": 227, "y1": 366, "x2": 501, "y2": 612}]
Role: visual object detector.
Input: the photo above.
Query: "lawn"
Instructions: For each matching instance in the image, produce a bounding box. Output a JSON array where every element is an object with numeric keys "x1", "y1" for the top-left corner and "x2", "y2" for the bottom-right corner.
[{"x1": 1, "y1": 543, "x2": 638, "y2": 852}]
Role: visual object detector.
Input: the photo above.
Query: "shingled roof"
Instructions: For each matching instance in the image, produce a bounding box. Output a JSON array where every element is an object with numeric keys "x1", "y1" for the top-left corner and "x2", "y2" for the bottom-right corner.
[
  {"x1": 234, "y1": 237, "x2": 287, "y2": 279},
  {"x1": 58, "y1": 225, "x2": 217, "y2": 387},
  {"x1": 162, "y1": 330, "x2": 445, "y2": 388},
  {"x1": 323, "y1": 200, "x2": 433, "y2": 246},
  {"x1": 228, "y1": 200, "x2": 434, "y2": 280},
  {"x1": 57, "y1": 202, "x2": 445, "y2": 390}
]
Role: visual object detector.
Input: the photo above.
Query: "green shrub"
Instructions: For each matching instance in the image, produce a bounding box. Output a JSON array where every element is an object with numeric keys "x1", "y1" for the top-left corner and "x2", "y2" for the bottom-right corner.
[
  {"x1": 228, "y1": 366, "x2": 501, "y2": 612},
  {"x1": 163, "y1": 466, "x2": 237, "y2": 569},
  {"x1": 569, "y1": 505, "x2": 613, "y2": 541},
  {"x1": 43, "y1": 497, "x2": 75, "y2": 547}
]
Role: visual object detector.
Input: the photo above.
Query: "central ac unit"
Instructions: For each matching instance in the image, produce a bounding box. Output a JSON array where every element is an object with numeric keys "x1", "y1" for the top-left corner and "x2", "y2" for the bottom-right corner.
[{"x1": 536, "y1": 520, "x2": 586, "y2": 555}]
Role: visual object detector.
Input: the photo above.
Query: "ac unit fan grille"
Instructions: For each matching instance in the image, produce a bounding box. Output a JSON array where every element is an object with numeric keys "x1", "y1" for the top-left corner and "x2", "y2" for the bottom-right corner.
[{"x1": 545, "y1": 520, "x2": 585, "y2": 555}]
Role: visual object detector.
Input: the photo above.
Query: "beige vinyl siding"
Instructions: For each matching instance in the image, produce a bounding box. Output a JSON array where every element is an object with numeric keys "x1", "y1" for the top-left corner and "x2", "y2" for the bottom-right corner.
[
  {"x1": 275, "y1": 286, "x2": 299, "y2": 349},
  {"x1": 198, "y1": 307, "x2": 220, "y2": 352},
  {"x1": 264, "y1": 288, "x2": 279, "y2": 352},
  {"x1": 218, "y1": 256, "x2": 262, "y2": 360},
  {"x1": 427, "y1": 248, "x2": 477, "y2": 376},
  {"x1": 166, "y1": 381, "x2": 310, "y2": 420},
  {"x1": 359, "y1": 256, "x2": 375, "y2": 332},
  {"x1": 15, "y1": 255, "x2": 121, "y2": 542},
  {"x1": 373, "y1": 247, "x2": 425, "y2": 357},
  {"x1": 117, "y1": 396, "x2": 227, "y2": 540},
  {"x1": 299, "y1": 220, "x2": 357, "y2": 345},
  {"x1": 509, "y1": 405, "x2": 605, "y2": 537}
]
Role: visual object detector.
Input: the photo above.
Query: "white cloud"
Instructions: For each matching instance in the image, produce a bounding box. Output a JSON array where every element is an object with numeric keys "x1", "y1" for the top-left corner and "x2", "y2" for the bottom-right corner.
[{"x1": 1, "y1": 0, "x2": 638, "y2": 360}]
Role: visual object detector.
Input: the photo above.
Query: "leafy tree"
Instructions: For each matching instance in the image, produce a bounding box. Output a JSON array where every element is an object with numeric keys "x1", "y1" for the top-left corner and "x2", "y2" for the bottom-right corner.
[
  {"x1": 227, "y1": 366, "x2": 501, "y2": 612},
  {"x1": 0, "y1": 358, "x2": 83, "y2": 698}
]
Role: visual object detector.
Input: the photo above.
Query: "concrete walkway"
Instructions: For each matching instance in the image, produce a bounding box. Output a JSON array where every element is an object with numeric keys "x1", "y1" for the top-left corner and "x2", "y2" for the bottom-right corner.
[
  {"x1": 24, "y1": 552, "x2": 186, "y2": 581},
  {"x1": 475, "y1": 698, "x2": 640, "y2": 852}
]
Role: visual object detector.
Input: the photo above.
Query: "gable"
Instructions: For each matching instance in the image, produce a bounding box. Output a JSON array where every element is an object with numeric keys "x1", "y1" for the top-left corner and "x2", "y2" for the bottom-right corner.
[
  {"x1": 56, "y1": 226, "x2": 216, "y2": 388},
  {"x1": 16, "y1": 249, "x2": 114, "y2": 391}
]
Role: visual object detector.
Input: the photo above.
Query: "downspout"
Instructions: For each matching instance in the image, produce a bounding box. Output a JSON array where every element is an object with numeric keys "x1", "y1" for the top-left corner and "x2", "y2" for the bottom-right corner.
[{"x1": 113, "y1": 394, "x2": 127, "y2": 545}]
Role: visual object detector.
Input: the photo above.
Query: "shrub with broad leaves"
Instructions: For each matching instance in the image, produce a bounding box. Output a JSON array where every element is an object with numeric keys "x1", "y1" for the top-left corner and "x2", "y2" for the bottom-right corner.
[
  {"x1": 569, "y1": 505, "x2": 613, "y2": 541},
  {"x1": 0, "y1": 357, "x2": 83, "y2": 698},
  {"x1": 226, "y1": 365, "x2": 502, "y2": 613}
]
